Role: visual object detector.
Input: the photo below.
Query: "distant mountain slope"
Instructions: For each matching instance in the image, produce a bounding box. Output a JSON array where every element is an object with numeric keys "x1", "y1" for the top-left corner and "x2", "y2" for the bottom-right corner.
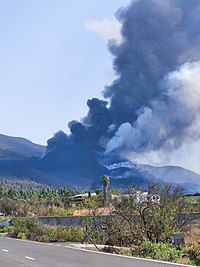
[
  {"x1": 0, "y1": 177, "x2": 50, "y2": 190},
  {"x1": 0, "y1": 148, "x2": 26, "y2": 160},
  {"x1": 91, "y1": 177, "x2": 161, "y2": 191},
  {"x1": 92, "y1": 162, "x2": 200, "y2": 194},
  {"x1": 138, "y1": 164, "x2": 200, "y2": 186},
  {"x1": 0, "y1": 134, "x2": 199, "y2": 193},
  {"x1": 37, "y1": 143, "x2": 107, "y2": 188},
  {"x1": 0, "y1": 134, "x2": 45, "y2": 158},
  {"x1": 0, "y1": 141, "x2": 107, "y2": 189}
]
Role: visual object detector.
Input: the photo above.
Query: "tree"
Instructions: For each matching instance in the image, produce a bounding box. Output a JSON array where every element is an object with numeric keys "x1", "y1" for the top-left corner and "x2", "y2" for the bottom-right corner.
[
  {"x1": 141, "y1": 183, "x2": 187, "y2": 243},
  {"x1": 102, "y1": 175, "x2": 110, "y2": 206},
  {"x1": 0, "y1": 186, "x2": 6, "y2": 198},
  {"x1": 103, "y1": 182, "x2": 187, "y2": 246}
]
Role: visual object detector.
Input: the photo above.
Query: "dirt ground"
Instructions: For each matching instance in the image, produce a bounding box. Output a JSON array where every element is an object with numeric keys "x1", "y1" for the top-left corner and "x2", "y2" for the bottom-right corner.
[{"x1": 184, "y1": 221, "x2": 200, "y2": 244}]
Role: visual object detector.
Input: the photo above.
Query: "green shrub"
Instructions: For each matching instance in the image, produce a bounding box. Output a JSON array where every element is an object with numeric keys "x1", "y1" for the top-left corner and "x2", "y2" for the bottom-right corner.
[
  {"x1": 49, "y1": 226, "x2": 84, "y2": 242},
  {"x1": 184, "y1": 244, "x2": 200, "y2": 266},
  {"x1": 50, "y1": 225, "x2": 64, "y2": 240},
  {"x1": 64, "y1": 226, "x2": 84, "y2": 242},
  {"x1": 48, "y1": 206, "x2": 75, "y2": 216},
  {"x1": 184, "y1": 243, "x2": 200, "y2": 259},
  {"x1": 17, "y1": 232, "x2": 26, "y2": 240},
  {"x1": 189, "y1": 258, "x2": 200, "y2": 266},
  {"x1": 37, "y1": 234, "x2": 51, "y2": 243},
  {"x1": 0, "y1": 226, "x2": 13, "y2": 233},
  {"x1": 10, "y1": 217, "x2": 84, "y2": 243},
  {"x1": 12, "y1": 217, "x2": 45, "y2": 241},
  {"x1": 131, "y1": 241, "x2": 183, "y2": 262}
]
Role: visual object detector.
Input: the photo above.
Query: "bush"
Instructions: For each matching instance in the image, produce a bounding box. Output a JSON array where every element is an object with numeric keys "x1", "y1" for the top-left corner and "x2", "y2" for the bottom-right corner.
[
  {"x1": 0, "y1": 226, "x2": 13, "y2": 233},
  {"x1": 184, "y1": 243, "x2": 200, "y2": 259},
  {"x1": 184, "y1": 244, "x2": 200, "y2": 266},
  {"x1": 49, "y1": 226, "x2": 84, "y2": 242},
  {"x1": 8, "y1": 216, "x2": 85, "y2": 243},
  {"x1": 9, "y1": 218, "x2": 84, "y2": 243},
  {"x1": 48, "y1": 205, "x2": 75, "y2": 216},
  {"x1": 17, "y1": 232, "x2": 27, "y2": 240},
  {"x1": 11, "y1": 217, "x2": 45, "y2": 241},
  {"x1": 64, "y1": 226, "x2": 84, "y2": 242},
  {"x1": 131, "y1": 241, "x2": 183, "y2": 262}
]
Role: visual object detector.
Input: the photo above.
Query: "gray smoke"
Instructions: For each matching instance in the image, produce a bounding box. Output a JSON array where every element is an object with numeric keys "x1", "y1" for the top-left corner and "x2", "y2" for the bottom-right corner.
[
  {"x1": 106, "y1": 61, "x2": 200, "y2": 153},
  {"x1": 47, "y1": 0, "x2": 200, "y2": 173},
  {"x1": 105, "y1": 0, "x2": 200, "y2": 169},
  {"x1": 46, "y1": 130, "x2": 69, "y2": 152},
  {"x1": 46, "y1": 98, "x2": 112, "y2": 151},
  {"x1": 105, "y1": 0, "x2": 200, "y2": 125}
]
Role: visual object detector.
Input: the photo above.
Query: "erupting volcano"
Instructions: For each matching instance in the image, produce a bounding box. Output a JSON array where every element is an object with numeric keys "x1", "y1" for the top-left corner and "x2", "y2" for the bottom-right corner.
[
  {"x1": 2, "y1": 0, "x2": 200, "y2": 192},
  {"x1": 46, "y1": 0, "x2": 200, "y2": 185}
]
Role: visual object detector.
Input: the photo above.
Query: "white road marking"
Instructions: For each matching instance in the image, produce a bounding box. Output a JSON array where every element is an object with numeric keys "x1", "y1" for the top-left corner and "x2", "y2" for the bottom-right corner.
[
  {"x1": 25, "y1": 256, "x2": 35, "y2": 261},
  {"x1": 2, "y1": 249, "x2": 9, "y2": 252},
  {"x1": 3, "y1": 237, "x2": 189, "y2": 267},
  {"x1": 56, "y1": 244, "x2": 61, "y2": 247}
]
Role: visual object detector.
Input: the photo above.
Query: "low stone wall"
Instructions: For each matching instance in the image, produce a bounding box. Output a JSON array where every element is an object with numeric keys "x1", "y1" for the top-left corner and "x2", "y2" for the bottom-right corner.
[
  {"x1": 1, "y1": 213, "x2": 199, "y2": 228},
  {"x1": 38, "y1": 216, "x2": 85, "y2": 227},
  {"x1": 38, "y1": 212, "x2": 200, "y2": 227},
  {"x1": 181, "y1": 212, "x2": 200, "y2": 222},
  {"x1": 0, "y1": 218, "x2": 13, "y2": 227}
]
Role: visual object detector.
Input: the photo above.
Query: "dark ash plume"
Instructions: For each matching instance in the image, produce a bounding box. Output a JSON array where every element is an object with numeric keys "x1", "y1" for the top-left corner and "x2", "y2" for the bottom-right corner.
[
  {"x1": 47, "y1": 98, "x2": 112, "y2": 150},
  {"x1": 46, "y1": 130, "x2": 69, "y2": 152},
  {"x1": 67, "y1": 120, "x2": 86, "y2": 144},
  {"x1": 83, "y1": 98, "x2": 113, "y2": 141},
  {"x1": 105, "y1": 0, "x2": 200, "y2": 156},
  {"x1": 47, "y1": 0, "x2": 200, "y2": 173},
  {"x1": 105, "y1": 0, "x2": 200, "y2": 125}
]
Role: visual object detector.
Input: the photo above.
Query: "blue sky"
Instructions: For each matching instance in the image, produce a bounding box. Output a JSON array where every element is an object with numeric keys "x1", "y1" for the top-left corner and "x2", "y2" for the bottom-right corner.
[{"x1": 0, "y1": 0, "x2": 130, "y2": 145}]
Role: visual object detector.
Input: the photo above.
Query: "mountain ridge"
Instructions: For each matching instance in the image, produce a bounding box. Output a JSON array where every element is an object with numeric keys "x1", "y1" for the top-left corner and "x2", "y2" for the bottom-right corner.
[
  {"x1": 0, "y1": 134, "x2": 199, "y2": 193},
  {"x1": 0, "y1": 134, "x2": 45, "y2": 158}
]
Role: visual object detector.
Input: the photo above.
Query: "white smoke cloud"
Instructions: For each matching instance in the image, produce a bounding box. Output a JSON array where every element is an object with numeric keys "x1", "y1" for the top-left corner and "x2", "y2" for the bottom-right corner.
[
  {"x1": 106, "y1": 61, "x2": 200, "y2": 173},
  {"x1": 106, "y1": 122, "x2": 132, "y2": 153},
  {"x1": 84, "y1": 19, "x2": 122, "y2": 43},
  {"x1": 106, "y1": 161, "x2": 135, "y2": 171},
  {"x1": 127, "y1": 140, "x2": 200, "y2": 174}
]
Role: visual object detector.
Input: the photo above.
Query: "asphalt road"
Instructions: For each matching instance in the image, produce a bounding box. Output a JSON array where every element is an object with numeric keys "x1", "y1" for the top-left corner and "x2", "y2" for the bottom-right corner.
[{"x1": 0, "y1": 237, "x2": 189, "y2": 267}]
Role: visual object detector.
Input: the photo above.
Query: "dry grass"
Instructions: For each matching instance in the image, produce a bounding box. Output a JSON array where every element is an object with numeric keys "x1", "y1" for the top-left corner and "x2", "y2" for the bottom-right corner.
[{"x1": 184, "y1": 222, "x2": 200, "y2": 245}]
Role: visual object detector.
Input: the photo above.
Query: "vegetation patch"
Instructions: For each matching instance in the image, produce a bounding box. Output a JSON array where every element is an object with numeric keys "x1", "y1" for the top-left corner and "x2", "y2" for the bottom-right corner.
[{"x1": 8, "y1": 217, "x2": 84, "y2": 243}]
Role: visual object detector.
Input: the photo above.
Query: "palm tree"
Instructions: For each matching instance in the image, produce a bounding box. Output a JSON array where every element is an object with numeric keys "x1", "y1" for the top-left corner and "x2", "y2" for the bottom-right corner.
[{"x1": 102, "y1": 175, "x2": 110, "y2": 206}]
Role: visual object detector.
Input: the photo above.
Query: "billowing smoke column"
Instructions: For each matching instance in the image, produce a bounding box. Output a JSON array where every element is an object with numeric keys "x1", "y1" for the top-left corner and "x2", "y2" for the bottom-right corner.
[
  {"x1": 47, "y1": 0, "x2": 200, "y2": 172},
  {"x1": 106, "y1": 62, "x2": 200, "y2": 153},
  {"x1": 47, "y1": 98, "x2": 112, "y2": 151},
  {"x1": 105, "y1": 0, "x2": 200, "y2": 157}
]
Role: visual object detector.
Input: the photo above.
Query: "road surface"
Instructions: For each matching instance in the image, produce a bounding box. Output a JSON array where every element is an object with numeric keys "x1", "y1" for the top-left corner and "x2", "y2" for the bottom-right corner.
[{"x1": 0, "y1": 237, "x2": 189, "y2": 267}]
